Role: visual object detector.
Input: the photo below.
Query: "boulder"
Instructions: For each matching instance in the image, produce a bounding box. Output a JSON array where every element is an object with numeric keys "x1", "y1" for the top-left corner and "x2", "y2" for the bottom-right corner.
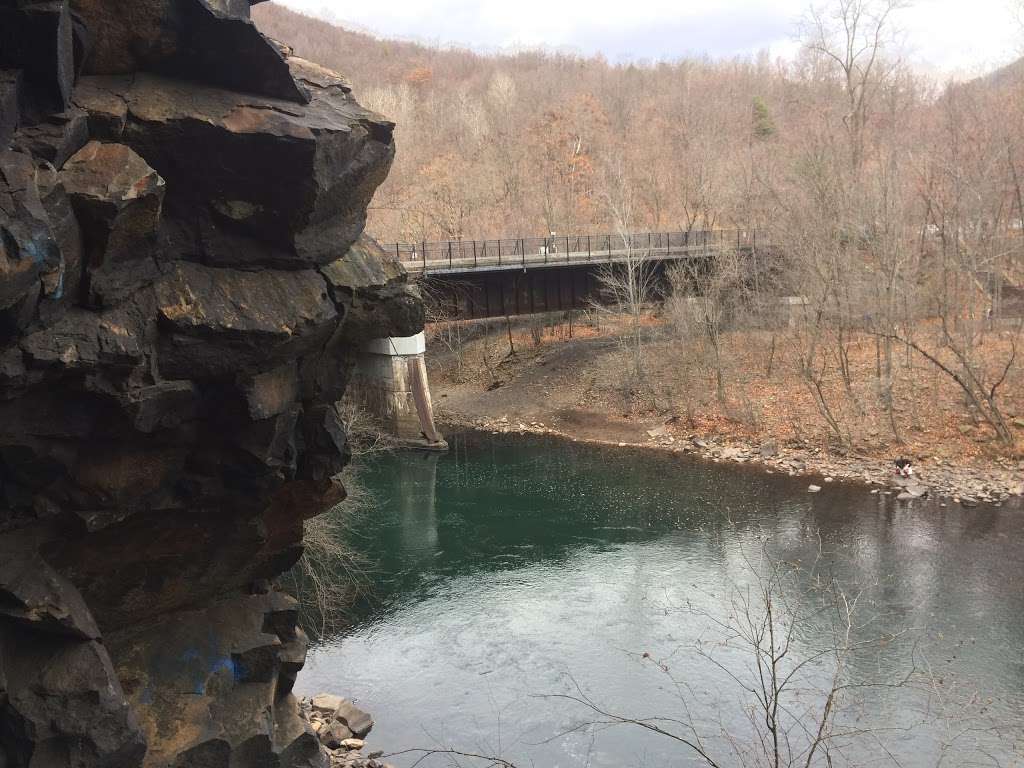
[
  {"x1": 277, "y1": 626, "x2": 309, "y2": 697},
  {"x1": 0, "y1": 534, "x2": 100, "y2": 639},
  {"x1": 120, "y1": 379, "x2": 198, "y2": 433},
  {"x1": 234, "y1": 403, "x2": 302, "y2": 474},
  {"x1": 43, "y1": 500, "x2": 305, "y2": 628},
  {"x1": 319, "y1": 720, "x2": 354, "y2": 749},
  {"x1": 893, "y1": 478, "x2": 927, "y2": 500},
  {"x1": 70, "y1": 0, "x2": 307, "y2": 103},
  {"x1": 311, "y1": 693, "x2": 345, "y2": 715},
  {"x1": 154, "y1": 261, "x2": 338, "y2": 378},
  {"x1": 12, "y1": 105, "x2": 89, "y2": 168},
  {"x1": 322, "y1": 236, "x2": 424, "y2": 342},
  {"x1": 74, "y1": 68, "x2": 394, "y2": 268},
  {"x1": 60, "y1": 140, "x2": 165, "y2": 306},
  {"x1": 20, "y1": 305, "x2": 144, "y2": 371},
  {"x1": 333, "y1": 700, "x2": 373, "y2": 740},
  {"x1": 0, "y1": 628, "x2": 146, "y2": 768},
  {"x1": 71, "y1": 73, "x2": 128, "y2": 135}
]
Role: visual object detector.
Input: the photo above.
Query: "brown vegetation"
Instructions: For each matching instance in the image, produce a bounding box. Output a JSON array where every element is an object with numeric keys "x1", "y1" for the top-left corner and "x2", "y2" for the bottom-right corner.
[
  {"x1": 256, "y1": 1, "x2": 1024, "y2": 459},
  {"x1": 428, "y1": 312, "x2": 1024, "y2": 462}
]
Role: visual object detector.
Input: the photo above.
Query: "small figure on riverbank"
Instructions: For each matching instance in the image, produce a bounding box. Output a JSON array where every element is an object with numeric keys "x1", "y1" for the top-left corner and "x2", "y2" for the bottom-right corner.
[
  {"x1": 892, "y1": 458, "x2": 927, "y2": 499},
  {"x1": 895, "y1": 458, "x2": 914, "y2": 477}
]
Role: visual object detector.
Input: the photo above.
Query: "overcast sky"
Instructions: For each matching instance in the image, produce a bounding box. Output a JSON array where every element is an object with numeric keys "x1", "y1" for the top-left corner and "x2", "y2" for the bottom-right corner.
[{"x1": 276, "y1": 0, "x2": 1021, "y2": 76}]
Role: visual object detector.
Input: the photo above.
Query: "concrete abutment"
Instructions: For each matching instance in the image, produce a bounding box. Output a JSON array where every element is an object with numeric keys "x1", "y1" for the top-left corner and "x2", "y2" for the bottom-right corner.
[{"x1": 355, "y1": 332, "x2": 448, "y2": 451}]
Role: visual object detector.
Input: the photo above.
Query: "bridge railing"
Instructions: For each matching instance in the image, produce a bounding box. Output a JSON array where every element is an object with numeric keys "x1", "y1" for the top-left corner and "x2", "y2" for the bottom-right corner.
[{"x1": 383, "y1": 229, "x2": 768, "y2": 272}]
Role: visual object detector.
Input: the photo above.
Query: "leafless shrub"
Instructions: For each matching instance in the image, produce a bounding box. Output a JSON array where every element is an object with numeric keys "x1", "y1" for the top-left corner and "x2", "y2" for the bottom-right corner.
[
  {"x1": 284, "y1": 466, "x2": 375, "y2": 640},
  {"x1": 543, "y1": 541, "x2": 1009, "y2": 767},
  {"x1": 667, "y1": 251, "x2": 746, "y2": 405},
  {"x1": 336, "y1": 393, "x2": 395, "y2": 457}
]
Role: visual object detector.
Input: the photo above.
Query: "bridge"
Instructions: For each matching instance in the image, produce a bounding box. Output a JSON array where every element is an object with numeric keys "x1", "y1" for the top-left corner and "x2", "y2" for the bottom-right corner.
[
  {"x1": 355, "y1": 229, "x2": 767, "y2": 444},
  {"x1": 381, "y1": 229, "x2": 769, "y2": 319},
  {"x1": 384, "y1": 229, "x2": 765, "y2": 275}
]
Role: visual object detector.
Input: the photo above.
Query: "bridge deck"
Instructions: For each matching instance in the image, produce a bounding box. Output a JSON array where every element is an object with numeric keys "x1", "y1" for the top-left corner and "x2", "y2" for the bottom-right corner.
[{"x1": 383, "y1": 230, "x2": 766, "y2": 275}]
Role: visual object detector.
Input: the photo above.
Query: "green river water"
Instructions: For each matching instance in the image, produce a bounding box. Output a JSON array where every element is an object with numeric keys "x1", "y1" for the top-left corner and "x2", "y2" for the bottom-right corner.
[{"x1": 297, "y1": 432, "x2": 1024, "y2": 767}]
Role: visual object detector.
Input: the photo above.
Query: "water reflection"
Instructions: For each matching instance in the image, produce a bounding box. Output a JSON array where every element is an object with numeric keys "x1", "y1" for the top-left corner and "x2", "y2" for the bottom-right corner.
[
  {"x1": 299, "y1": 433, "x2": 1024, "y2": 767},
  {"x1": 392, "y1": 450, "x2": 440, "y2": 560}
]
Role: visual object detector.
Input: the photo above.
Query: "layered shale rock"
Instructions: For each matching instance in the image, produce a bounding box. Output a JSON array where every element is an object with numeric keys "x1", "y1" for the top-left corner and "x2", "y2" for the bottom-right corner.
[{"x1": 0, "y1": 3, "x2": 422, "y2": 767}]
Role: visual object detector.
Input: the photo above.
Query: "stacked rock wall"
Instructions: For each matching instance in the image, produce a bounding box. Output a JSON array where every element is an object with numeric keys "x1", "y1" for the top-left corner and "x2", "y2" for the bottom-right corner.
[{"x1": 0, "y1": 2, "x2": 422, "y2": 766}]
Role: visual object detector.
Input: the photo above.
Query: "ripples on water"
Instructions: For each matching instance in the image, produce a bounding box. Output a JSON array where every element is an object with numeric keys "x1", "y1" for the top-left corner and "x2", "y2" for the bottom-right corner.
[{"x1": 298, "y1": 433, "x2": 1024, "y2": 767}]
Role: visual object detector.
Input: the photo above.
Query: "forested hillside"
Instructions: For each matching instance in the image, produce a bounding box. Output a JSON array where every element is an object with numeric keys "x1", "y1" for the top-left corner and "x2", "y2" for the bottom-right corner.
[
  {"x1": 255, "y1": 3, "x2": 1023, "y2": 252},
  {"x1": 255, "y1": 2, "x2": 1024, "y2": 457}
]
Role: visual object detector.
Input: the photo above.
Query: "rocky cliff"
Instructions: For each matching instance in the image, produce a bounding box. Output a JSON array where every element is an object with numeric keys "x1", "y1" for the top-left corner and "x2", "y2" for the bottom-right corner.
[{"x1": 0, "y1": 2, "x2": 422, "y2": 766}]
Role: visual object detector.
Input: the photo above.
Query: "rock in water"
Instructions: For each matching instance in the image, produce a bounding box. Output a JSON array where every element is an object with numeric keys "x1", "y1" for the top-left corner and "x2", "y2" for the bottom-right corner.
[
  {"x1": 892, "y1": 476, "x2": 927, "y2": 500},
  {"x1": 0, "y1": 3, "x2": 420, "y2": 767},
  {"x1": 334, "y1": 700, "x2": 374, "y2": 739},
  {"x1": 320, "y1": 720, "x2": 355, "y2": 749},
  {"x1": 311, "y1": 693, "x2": 346, "y2": 715}
]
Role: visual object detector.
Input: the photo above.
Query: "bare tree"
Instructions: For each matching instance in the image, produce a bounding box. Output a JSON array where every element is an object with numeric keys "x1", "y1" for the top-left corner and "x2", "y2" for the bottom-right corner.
[
  {"x1": 544, "y1": 543, "x2": 1007, "y2": 768},
  {"x1": 285, "y1": 466, "x2": 374, "y2": 640},
  {"x1": 592, "y1": 162, "x2": 660, "y2": 390},
  {"x1": 667, "y1": 250, "x2": 746, "y2": 405},
  {"x1": 801, "y1": 0, "x2": 908, "y2": 173}
]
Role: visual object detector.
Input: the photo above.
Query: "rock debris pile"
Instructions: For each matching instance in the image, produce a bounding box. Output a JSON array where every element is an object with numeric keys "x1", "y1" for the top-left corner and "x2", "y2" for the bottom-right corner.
[{"x1": 301, "y1": 694, "x2": 396, "y2": 768}]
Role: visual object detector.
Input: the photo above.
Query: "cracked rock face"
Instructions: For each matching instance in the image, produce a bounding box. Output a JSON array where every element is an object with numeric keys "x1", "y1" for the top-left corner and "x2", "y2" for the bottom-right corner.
[{"x1": 0, "y1": 2, "x2": 423, "y2": 767}]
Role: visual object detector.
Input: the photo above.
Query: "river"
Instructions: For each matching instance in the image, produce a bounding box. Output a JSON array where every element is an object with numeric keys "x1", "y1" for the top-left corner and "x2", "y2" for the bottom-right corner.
[{"x1": 297, "y1": 432, "x2": 1024, "y2": 767}]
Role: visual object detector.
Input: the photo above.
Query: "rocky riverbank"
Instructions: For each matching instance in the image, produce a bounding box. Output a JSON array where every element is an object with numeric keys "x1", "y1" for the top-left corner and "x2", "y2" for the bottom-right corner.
[
  {"x1": 449, "y1": 414, "x2": 1024, "y2": 507},
  {"x1": 301, "y1": 695, "x2": 395, "y2": 768}
]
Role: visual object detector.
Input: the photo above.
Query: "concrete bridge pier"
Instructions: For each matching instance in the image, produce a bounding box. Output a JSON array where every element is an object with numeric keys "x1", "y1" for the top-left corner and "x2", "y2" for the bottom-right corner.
[{"x1": 356, "y1": 331, "x2": 448, "y2": 451}]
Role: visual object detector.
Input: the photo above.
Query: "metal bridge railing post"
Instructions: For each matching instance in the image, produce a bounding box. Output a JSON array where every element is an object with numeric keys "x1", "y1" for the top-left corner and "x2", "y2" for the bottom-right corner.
[
  {"x1": 422, "y1": 241, "x2": 427, "y2": 271},
  {"x1": 448, "y1": 240, "x2": 453, "y2": 270}
]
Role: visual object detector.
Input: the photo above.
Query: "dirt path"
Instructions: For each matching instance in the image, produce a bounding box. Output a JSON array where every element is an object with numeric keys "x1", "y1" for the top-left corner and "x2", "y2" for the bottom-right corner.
[{"x1": 435, "y1": 335, "x2": 656, "y2": 443}]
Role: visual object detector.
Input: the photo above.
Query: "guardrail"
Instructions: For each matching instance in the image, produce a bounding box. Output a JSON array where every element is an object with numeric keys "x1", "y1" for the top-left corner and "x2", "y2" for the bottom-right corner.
[{"x1": 381, "y1": 229, "x2": 768, "y2": 274}]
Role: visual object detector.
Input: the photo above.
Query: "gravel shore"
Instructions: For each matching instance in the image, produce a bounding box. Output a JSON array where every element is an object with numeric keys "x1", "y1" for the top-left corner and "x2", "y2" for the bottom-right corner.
[{"x1": 447, "y1": 413, "x2": 1024, "y2": 507}]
